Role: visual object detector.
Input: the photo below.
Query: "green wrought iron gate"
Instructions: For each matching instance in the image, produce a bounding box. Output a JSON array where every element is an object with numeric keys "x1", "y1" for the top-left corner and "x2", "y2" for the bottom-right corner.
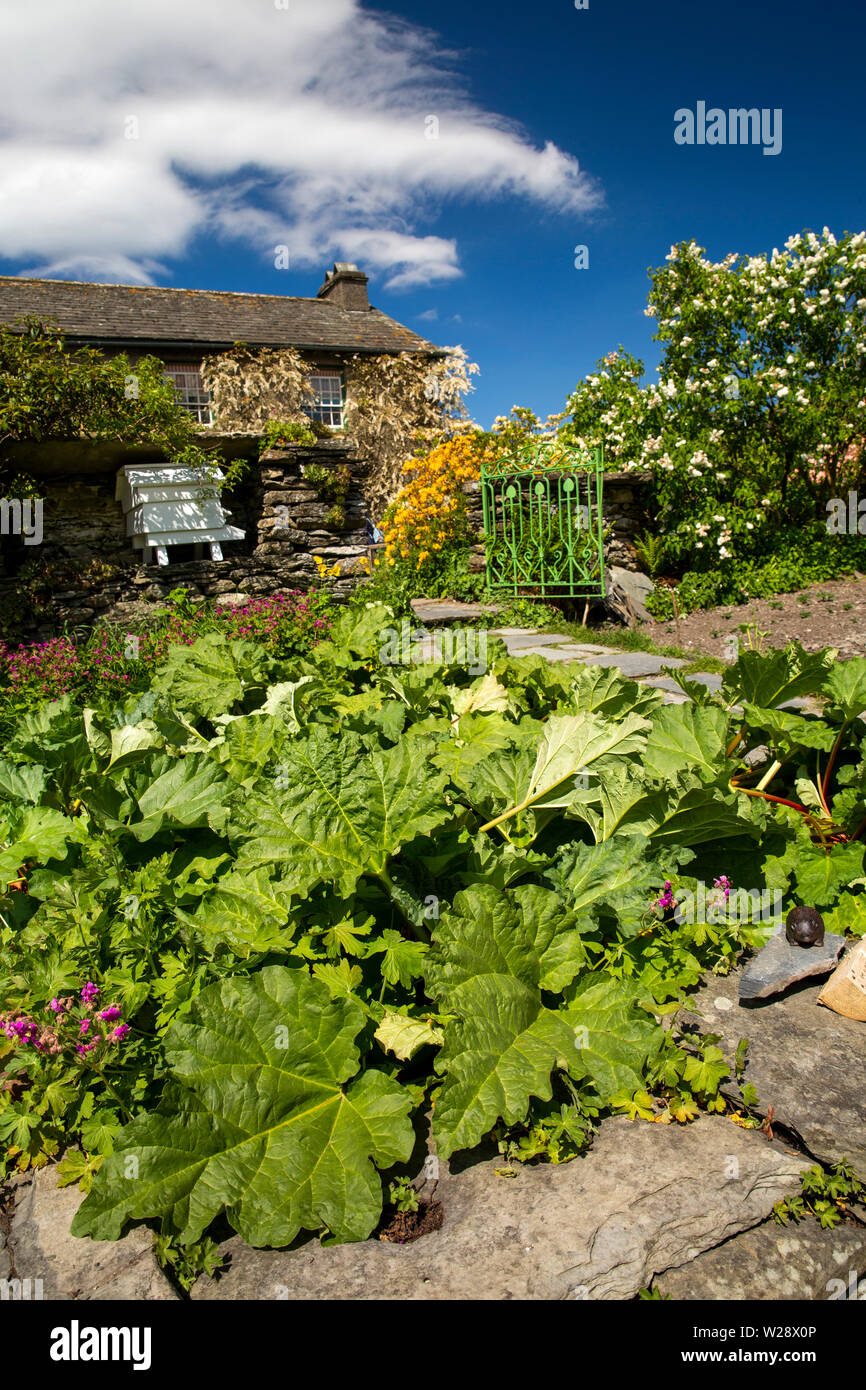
[{"x1": 480, "y1": 441, "x2": 605, "y2": 599}]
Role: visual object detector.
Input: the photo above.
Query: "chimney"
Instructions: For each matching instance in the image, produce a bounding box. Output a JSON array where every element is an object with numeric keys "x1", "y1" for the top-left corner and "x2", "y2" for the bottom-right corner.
[{"x1": 316, "y1": 262, "x2": 370, "y2": 312}]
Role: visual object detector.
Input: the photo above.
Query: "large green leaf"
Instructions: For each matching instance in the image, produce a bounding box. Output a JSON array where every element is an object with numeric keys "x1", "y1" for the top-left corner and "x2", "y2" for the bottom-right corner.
[
  {"x1": 234, "y1": 726, "x2": 450, "y2": 894},
  {"x1": 821, "y1": 657, "x2": 866, "y2": 723},
  {"x1": 0, "y1": 759, "x2": 47, "y2": 806},
  {"x1": 180, "y1": 868, "x2": 298, "y2": 956},
  {"x1": 791, "y1": 840, "x2": 866, "y2": 908},
  {"x1": 740, "y1": 704, "x2": 836, "y2": 755},
  {"x1": 544, "y1": 834, "x2": 660, "y2": 917},
  {"x1": 71, "y1": 967, "x2": 414, "y2": 1247},
  {"x1": 128, "y1": 755, "x2": 231, "y2": 842},
  {"x1": 644, "y1": 704, "x2": 730, "y2": 780},
  {"x1": 152, "y1": 633, "x2": 270, "y2": 719},
  {"x1": 426, "y1": 885, "x2": 586, "y2": 1158},
  {"x1": 722, "y1": 641, "x2": 834, "y2": 711},
  {"x1": 564, "y1": 665, "x2": 662, "y2": 721},
  {"x1": 563, "y1": 977, "x2": 664, "y2": 1101},
  {"x1": 0, "y1": 806, "x2": 86, "y2": 881},
  {"x1": 473, "y1": 711, "x2": 650, "y2": 831},
  {"x1": 575, "y1": 763, "x2": 757, "y2": 848}
]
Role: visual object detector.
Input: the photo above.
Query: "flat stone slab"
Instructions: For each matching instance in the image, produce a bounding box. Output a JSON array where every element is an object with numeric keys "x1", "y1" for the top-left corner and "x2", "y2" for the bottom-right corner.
[
  {"x1": 509, "y1": 645, "x2": 586, "y2": 662},
  {"x1": 191, "y1": 1116, "x2": 803, "y2": 1302},
  {"x1": 548, "y1": 643, "x2": 617, "y2": 657},
  {"x1": 657, "y1": 1214, "x2": 866, "y2": 1300},
  {"x1": 740, "y1": 926, "x2": 847, "y2": 1000},
  {"x1": 580, "y1": 653, "x2": 673, "y2": 678},
  {"x1": 4, "y1": 1164, "x2": 177, "y2": 1301},
  {"x1": 683, "y1": 969, "x2": 866, "y2": 1177},
  {"x1": 499, "y1": 633, "x2": 574, "y2": 650},
  {"x1": 686, "y1": 671, "x2": 724, "y2": 691},
  {"x1": 641, "y1": 676, "x2": 689, "y2": 699},
  {"x1": 411, "y1": 599, "x2": 501, "y2": 624}
]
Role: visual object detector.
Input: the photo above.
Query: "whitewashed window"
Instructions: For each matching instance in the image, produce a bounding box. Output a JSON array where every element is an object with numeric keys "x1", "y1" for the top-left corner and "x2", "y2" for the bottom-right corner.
[
  {"x1": 306, "y1": 370, "x2": 344, "y2": 428},
  {"x1": 163, "y1": 363, "x2": 213, "y2": 425},
  {"x1": 116, "y1": 463, "x2": 244, "y2": 566}
]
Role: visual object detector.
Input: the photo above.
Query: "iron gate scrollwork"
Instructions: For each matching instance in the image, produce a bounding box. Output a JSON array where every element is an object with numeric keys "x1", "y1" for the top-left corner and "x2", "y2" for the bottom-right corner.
[{"x1": 480, "y1": 441, "x2": 605, "y2": 598}]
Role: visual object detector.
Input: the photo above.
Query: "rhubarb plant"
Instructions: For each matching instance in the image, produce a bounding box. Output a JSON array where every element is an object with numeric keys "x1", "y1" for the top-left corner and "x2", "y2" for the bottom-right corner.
[{"x1": 1, "y1": 616, "x2": 865, "y2": 1257}]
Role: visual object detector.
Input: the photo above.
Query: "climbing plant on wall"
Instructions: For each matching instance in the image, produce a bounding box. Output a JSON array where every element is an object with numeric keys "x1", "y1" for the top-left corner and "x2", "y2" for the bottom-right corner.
[
  {"x1": 201, "y1": 344, "x2": 314, "y2": 433},
  {"x1": 344, "y1": 347, "x2": 479, "y2": 521}
]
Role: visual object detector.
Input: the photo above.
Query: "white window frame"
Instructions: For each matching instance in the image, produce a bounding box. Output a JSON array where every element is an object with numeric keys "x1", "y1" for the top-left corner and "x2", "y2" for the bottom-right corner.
[
  {"x1": 305, "y1": 370, "x2": 345, "y2": 429},
  {"x1": 163, "y1": 363, "x2": 213, "y2": 425}
]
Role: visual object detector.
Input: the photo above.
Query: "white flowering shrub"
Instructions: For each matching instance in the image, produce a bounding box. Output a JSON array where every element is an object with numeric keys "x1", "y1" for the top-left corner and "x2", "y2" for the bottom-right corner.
[{"x1": 565, "y1": 230, "x2": 866, "y2": 604}]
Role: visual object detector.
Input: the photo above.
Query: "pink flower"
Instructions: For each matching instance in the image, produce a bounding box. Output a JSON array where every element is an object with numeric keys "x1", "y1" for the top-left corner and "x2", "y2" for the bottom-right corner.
[{"x1": 653, "y1": 880, "x2": 677, "y2": 911}]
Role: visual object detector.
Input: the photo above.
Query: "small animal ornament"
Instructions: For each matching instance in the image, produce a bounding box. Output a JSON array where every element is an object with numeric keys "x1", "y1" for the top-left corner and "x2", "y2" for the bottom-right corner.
[{"x1": 785, "y1": 905, "x2": 826, "y2": 947}]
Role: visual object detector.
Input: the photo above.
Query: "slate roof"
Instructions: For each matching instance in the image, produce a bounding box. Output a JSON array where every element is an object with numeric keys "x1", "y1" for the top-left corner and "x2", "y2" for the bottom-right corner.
[{"x1": 0, "y1": 276, "x2": 439, "y2": 356}]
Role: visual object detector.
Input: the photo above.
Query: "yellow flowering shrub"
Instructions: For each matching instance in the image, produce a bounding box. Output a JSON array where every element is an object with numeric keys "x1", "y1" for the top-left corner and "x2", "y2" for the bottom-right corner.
[{"x1": 383, "y1": 434, "x2": 492, "y2": 566}]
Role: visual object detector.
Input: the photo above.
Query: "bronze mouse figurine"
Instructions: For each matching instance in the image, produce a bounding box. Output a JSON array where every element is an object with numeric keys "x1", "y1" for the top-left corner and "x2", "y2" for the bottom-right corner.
[{"x1": 785, "y1": 905, "x2": 825, "y2": 947}]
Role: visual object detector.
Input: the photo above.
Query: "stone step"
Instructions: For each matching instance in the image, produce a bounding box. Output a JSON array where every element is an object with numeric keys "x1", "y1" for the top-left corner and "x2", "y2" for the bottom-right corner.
[
  {"x1": 191, "y1": 1116, "x2": 804, "y2": 1302},
  {"x1": 411, "y1": 599, "x2": 501, "y2": 624}
]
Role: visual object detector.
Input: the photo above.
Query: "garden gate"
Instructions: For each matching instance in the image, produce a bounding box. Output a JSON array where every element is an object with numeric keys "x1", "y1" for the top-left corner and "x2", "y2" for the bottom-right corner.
[{"x1": 480, "y1": 441, "x2": 605, "y2": 599}]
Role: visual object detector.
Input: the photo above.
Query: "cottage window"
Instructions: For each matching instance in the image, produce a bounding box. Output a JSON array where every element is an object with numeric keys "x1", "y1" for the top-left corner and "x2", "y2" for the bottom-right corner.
[
  {"x1": 163, "y1": 363, "x2": 213, "y2": 425},
  {"x1": 306, "y1": 370, "x2": 344, "y2": 428}
]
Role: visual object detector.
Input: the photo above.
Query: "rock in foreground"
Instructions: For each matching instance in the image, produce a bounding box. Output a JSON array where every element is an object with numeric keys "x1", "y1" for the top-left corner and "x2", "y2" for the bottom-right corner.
[{"x1": 191, "y1": 1116, "x2": 803, "y2": 1301}]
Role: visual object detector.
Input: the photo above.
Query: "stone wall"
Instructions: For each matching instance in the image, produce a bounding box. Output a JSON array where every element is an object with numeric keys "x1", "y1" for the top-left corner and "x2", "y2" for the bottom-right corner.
[
  {"x1": 0, "y1": 449, "x2": 652, "y2": 638},
  {"x1": 0, "y1": 441, "x2": 374, "y2": 637}
]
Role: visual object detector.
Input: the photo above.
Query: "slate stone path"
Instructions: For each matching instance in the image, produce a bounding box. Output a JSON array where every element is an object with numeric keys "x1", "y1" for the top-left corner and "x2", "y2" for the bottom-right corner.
[{"x1": 409, "y1": 601, "x2": 720, "y2": 703}]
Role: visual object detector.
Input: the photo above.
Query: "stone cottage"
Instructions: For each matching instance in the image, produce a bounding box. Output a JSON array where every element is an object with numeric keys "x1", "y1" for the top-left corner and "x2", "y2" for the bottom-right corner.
[{"x1": 0, "y1": 263, "x2": 441, "y2": 630}]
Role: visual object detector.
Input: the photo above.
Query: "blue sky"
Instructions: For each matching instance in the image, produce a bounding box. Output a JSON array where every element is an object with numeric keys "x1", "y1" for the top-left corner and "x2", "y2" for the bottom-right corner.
[{"x1": 2, "y1": 0, "x2": 865, "y2": 426}]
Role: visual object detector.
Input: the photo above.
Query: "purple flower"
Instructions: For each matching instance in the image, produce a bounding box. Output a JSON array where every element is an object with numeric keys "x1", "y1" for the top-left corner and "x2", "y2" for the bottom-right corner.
[
  {"x1": 79, "y1": 1019, "x2": 91, "y2": 1036},
  {"x1": 80, "y1": 981, "x2": 99, "y2": 1005},
  {"x1": 112, "y1": 1024, "x2": 131, "y2": 1042},
  {"x1": 653, "y1": 880, "x2": 677, "y2": 911},
  {"x1": 98, "y1": 1005, "x2": 122, "y2": 1021},
  {"x1": 713, "y1": 875, "x2": 732, "y2": 899}
]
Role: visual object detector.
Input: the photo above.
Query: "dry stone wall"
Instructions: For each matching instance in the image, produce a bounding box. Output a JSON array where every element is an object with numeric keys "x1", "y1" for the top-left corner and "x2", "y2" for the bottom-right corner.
[
  {"x1": 0, "y1": 447, "x2": 652, "y2": 638},
  {"x1": 0, "y1": 442, "x2": 373, "y2": 635}
]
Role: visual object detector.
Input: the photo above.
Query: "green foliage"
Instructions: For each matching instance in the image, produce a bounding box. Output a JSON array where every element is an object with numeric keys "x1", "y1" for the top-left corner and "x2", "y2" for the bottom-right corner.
[
  {"x1": 260, "y1": 417, "x2": 317, "y2": 451},
  {"x1": 633, "y1": 532, "x2": 669, "y2": 580},
  {"x1": 353, "y1": 548, "x2": 484, "y2": 615},
  {"x1": 774, "y1": 1163, "x2": 864, "y2": 1230},
  {"x1": 3, "y1": 624, "x2": 866, "y2": 1273},
  {"x1": 0, "y1": 317, "x2": 220, "y2": 464},
  {"x1": 561, "y1": 230, "x2": 866, "y2": 608},
  {"x1": 388, "y1": 1177, "x2": 420, "y2": 1213},
  {"x1": 303, "y1": 462, "x2": 352, "y2": 528},
  {"x1": 646, "y1": 527, "x2": 866, "y2": 617}
]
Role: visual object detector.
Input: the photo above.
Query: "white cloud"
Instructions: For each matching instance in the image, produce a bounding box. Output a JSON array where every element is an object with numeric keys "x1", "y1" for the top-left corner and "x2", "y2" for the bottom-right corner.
[{"x1": 0, "y1": 0, "x2": 602, "y2": 289}]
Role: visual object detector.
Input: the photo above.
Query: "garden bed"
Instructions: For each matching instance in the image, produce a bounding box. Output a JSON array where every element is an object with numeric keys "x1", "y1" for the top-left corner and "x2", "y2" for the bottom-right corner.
[
  {"x1": 644, "y1": 575, "x2": 866, "y2": 662},
  {"x1": 2, "y1": 596, "x2": 866, "y2": 1296}
]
